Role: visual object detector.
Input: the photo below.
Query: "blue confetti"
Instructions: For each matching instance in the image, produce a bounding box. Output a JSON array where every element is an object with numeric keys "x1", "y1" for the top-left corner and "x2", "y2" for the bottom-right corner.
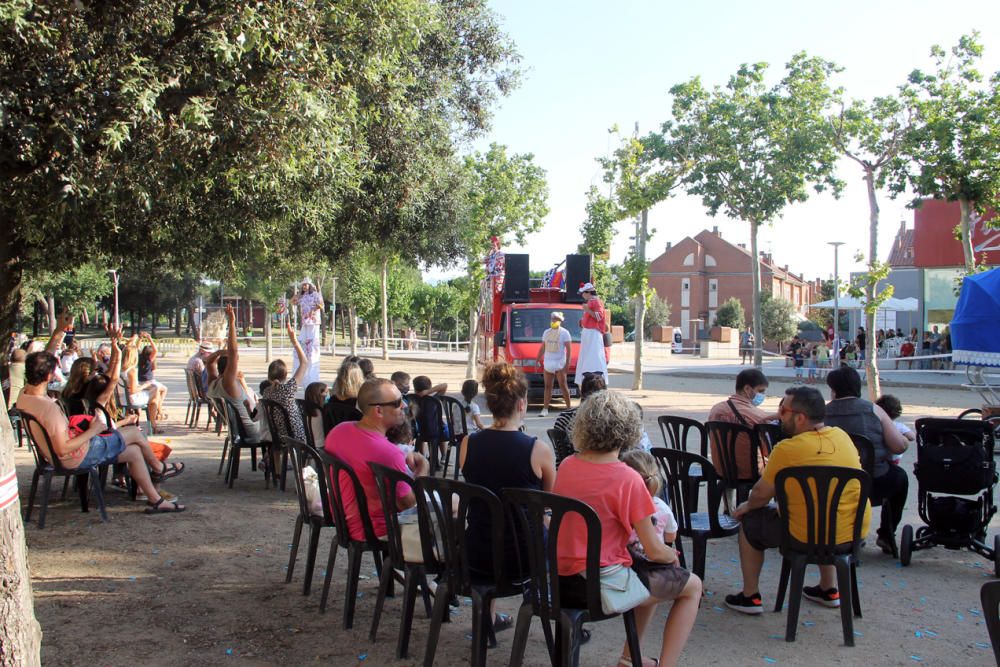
[
  {"x1": 764, "y1": 658, "x2": 777, "y2": 664},
  {"x1": 914, "y1": 631, "x2": 923, "y2": 638},
  {"x1": 358, "y1": 652, "x2": 367, "y2": 661},
  {"x1": 976, "y1": 642, "x2": 991, "y2": 649},
  {"x1": 128, "y1": 576, "x2": 137, "y2": 582},
  {"x1": 919, "y1": 597, "x2": 926, "y2": 604},
  {"x1": 152, "y1": 549, "x2": 160, "y2": 555},
  {"x1": 970, "y1": 608, "x2": 982, "y2": 616},
  {"x1": 910, "y1": 657, "x2": 922, "y2": 662},
  {"x1": 288, "y1": 544, "x2": 294, "y2": 548},
  {"x1": 713, "y1": 606, "x2": 724, "y2": 613},
  {"x1": 704, "y1": 591, "x2": 714, "y2": 597},
  {"x1": 321, "y1": 570, "x2": 326, "y2": 577},
  {"x1": 957, "y1": 613, "x2": 965, "y2": 621},
  {"x1": 226, "y1": 649, "x2": 233, "y2": 656},
  {"x1": 923, "y1": 630, "x2": 937, "y2": 638},
  {"x1": 166, "y1": 560, "x2": 175, "y2": 566},
  {"x1": 769, "y1": 634, "x2": 783, "y2": 639},
  {"x1": 802, "y1": 621, "x2": 816, "y2": 627},
  {"x1": 854, "y1": 631, "x2": 863, "y2": 637},
  {"x1": 899, "y1": 580, "x2": 907, "y2": 588},
  {"x1": 356, "y1": 592, "x2": 364, "y2": 599},
  {"x1": 255, "y1": 548, "x2": 262, "y2": 552},
  {"x1": 465, "y1": 633, "x2": 474, "y2": 640}
]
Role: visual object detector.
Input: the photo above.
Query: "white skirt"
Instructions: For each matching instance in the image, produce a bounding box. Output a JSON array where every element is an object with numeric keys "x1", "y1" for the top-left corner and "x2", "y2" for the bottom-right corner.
[
  {"x1": 294, "y1": 324, "x2": 322, "y2": 386},
  {"x1": 575, "y1": 328, "x2": 607, "y2": 386}
]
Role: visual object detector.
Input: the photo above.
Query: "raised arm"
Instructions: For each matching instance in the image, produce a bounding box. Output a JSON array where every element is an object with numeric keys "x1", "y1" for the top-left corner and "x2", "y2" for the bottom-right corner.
[
  {"x1": 96, "y1": 326, "x2": 123, "y2": 407},
  {"x1": 142, "y1": 332, "x2": 158, "y2": 361},
  {"x1": 45, "y1": 310, "x2": 74, "y2": 355},
  {"x1": 288, "y1": 321, "x2": 309, "y2": 385},
  {"x1": 222, "y1": 304, "x2": 240, "y2": 396}
]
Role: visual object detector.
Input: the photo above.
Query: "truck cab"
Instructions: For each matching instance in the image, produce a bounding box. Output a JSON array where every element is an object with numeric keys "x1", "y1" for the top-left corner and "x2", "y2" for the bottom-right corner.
[{"x1": 492, "y1": 301, "x2": 586, "y2": 399}]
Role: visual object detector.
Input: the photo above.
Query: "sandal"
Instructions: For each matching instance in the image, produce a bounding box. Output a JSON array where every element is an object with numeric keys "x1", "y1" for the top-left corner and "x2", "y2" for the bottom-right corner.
[
  {"x1": 493, "y1": 613, "x2": 514, "y2": 633},
  {"x1": 617, "y1": 658, "x2": 657, "y2": 667},
  {"x1": 153, "y1": 461, "x2": 185, "y2": 482},
  {"x1": 144, "y1": 497, "x2": 186, "y2": 514}
]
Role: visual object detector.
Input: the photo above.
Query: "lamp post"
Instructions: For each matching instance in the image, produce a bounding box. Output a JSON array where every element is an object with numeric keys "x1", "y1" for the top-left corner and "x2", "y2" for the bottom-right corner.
[
  {"x1": 828, "y1": 242, "x2": 844, "y2": 369},
  {"x1": 108, "y1": 269, "x2": 120, "y2": 329}
]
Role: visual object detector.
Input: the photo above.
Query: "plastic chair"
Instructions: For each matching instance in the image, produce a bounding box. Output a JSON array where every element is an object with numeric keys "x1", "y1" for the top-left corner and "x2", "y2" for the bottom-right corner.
[
  {"x1": 439, "y1": 395, "x2": 469, "y2": 480},
  {"x1": 367, "y1": 463, "x2": 436, "y2": 659},
  {"x1": 321, "y1": 398, "x2": 361, "y2": 435},
  {"x1": 282, "y1": 436, "x2": 335, "y2": 595},
  {"x1": 755, "y1": 422, "x2": 785, "y2": 455},
  {"x1": 19, "y1": 411, "x2": 109, "y2": 529},
  {"x1": 415, "y1": 394, "x2": 447, "y2": 474},
  {"x1": 772, "y1": 466, "x2": 870, "y2": 646},
  {"x1": 658, "y1": 415, "x2": 708, "y2": 457},
  {"x1": 117, "y1": 377, "x2": 153, "y2": 434},
  {"x1": 419, "y1": 476, "x2": 525, "y2": 667},
  {"x1": 547, "y1": 428, "x2": 574, "y2": 468},
  {"x1": 502, "y1": 487, "x2": 643, "y2": 667},
  {"x1": 980, "y1": 580, "x2": 1000, "y2": 666},
  {"x1": 185, "y1": 369, "x2": 214, "y2": 430},
  {"x1": 296, "y1": 398, "x2": 323, "y2": 452},
  {"x1": 260, "y1": 398, "x2": 293, "y2": 491},
  {"x1": 706, "y1": 420, "x2": 762, "y2": 508},
  {"x1": 847, "y1": 433, "x2": 894, "y2": 556},
  {"x1": 212, "y1": 396, "x2": 230, "y2": 474},
  {"x1": 650, "y1": 447, "x2": 739, "y2": 579},
  {"x1": 318, "y1": 451, "x2": 387, "y2": 628},
  {"x1": 220, "y1": 400, "x2": 265, "y2": 488},
  {"x1": 8, "y1": 406, "x2": 24, "y2": 447}
]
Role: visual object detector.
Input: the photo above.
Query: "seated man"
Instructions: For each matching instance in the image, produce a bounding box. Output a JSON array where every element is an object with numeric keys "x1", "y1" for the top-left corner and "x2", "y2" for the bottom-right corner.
[
  {"x1": 707, "y1": 368, "x2": 776, "y2": 480},
  {"x1": 725, "y1": 386, "x2": 870, "y2": 614},
  {"x1": 16, "y1": 314, "x2": 186, "y2": 514},
  {"x1": 824, "y1": 366, "x2": 908, "y2": 554},
  {"x1": 187, "y1": 342, "x2": 214, "y2": 395},
  {"x1": 324, "y1": 378, "x2": 429, "y2": 542}
]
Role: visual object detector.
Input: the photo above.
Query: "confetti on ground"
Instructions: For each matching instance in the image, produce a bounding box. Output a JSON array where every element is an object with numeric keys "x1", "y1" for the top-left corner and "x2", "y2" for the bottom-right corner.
[
  {"x1": 957, "y1": 613, "x2": 965, "y2": 621},
  {"x1": 923, "y1": 630, "x2": 937, "y2": 638},
  {"x1": 919, "y1": 597, "x2": 926, "y2": 604},
  {"x1": 704, "y1": 591, "x2": 714, "y2": 597},
  {"x1": 910, "y1": 656, "x2": 922, "y2": 662},
  {"x1": 128, "y1": 576, "x2": 137, "y2": 581},
  {"x1": 769, "y1": 634, "x2": 783, "y2": 640},
  {"x1": 152, "y1": 549, "x2": 160, "y2": 555},
  {"x1": 970, "y1": 608, "x2": 982, "y2": 616},
  {"x1": 226, "y1": 649, "x2": 233, "y2": 656},
  {"x1": 802, "y1": 621, "x2": 816, "y2": 627},
  {"x1": 763, "y1": 658, "x2": 777, "y2": 664},
  {"x1": 357, "y1": 652, "x2": 367, "y2": 661},
  {"x1": 713, "y1": 606, "x2": 724, "y2": 613},
  {"x1": 465, "y1": 634, "x2": 474, "y2": 640},
  {"x1": 914, "y1": 631, "x2": 923, "y2": 638},
  {"x1": 356, "y1": 592, "x2": 364, "y2": 599},
  {"x1": 976, "y1": 642, "x2": 991, "y2": 649},
  {"x1": 854, "y1": 631, "x2": 863, "y2": 637},
  {"x1": 254, "y1": 548, "x2": 262, "y2": 552}
]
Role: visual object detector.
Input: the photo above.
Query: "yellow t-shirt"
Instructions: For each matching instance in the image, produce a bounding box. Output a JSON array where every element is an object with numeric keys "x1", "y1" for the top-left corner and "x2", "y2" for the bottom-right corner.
[{"x1": 761, "y1": 426, "x2": 872, "y2": 544}]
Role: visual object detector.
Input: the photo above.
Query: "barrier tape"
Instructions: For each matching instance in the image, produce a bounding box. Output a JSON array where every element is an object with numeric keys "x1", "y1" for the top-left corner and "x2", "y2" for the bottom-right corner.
[{"x1": 0, "y1": 469, "x2": 18, "y2": 512}]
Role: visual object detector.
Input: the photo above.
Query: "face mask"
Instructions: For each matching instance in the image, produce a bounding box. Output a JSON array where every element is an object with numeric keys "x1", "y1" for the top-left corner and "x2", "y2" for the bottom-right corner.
[
  {"x1": 751, "y1": 392, "x2": 766, "y2": 407},
  {"x1": 551, "y1": 321, "x2": 560, "y2": 329}
]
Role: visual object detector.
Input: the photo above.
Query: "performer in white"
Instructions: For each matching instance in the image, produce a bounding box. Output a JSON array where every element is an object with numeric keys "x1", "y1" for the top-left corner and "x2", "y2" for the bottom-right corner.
[
  {"x1": 574, "y1": 282, "x2": 608, "y2": 387},
  {"x1": 535, "y1": 311, "x2": 572, "y2": 417},
  {"x1": 291, "y1": 279, "x2": 323, "y2": 385}
]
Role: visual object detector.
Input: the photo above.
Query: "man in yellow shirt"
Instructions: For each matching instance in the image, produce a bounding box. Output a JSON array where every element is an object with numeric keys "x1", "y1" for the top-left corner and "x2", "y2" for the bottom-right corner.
[{"x1": 725, "y1": 386, "x2": 871, "y2": 614}]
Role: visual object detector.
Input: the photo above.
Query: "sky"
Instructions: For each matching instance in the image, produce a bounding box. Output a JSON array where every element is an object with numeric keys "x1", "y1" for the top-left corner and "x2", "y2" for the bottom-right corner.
[{"x1": 430, "y1": 0, "x2": 1000, "y2": 287}]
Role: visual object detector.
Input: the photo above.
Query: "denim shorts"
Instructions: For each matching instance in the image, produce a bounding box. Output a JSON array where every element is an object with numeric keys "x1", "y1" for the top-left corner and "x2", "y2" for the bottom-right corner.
[{"x1": 77, "y1": 430, "x2": 127, "y2": 469}]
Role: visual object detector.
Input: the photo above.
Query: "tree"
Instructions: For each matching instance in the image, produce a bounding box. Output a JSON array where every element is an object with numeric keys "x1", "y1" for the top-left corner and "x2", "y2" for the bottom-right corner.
[
  {"x1": 895, "y1": 33, "x2": 1000, "y2": 275},
  {"x1": 830, "y1": 94, "x2": 911, "y2": 400},
  {"x1": 21, "y1": 263, "x2": 113, "y2": 332},
  {"x1": 714, "y1": 296, "x2": 746, "y2": 330},
  {"x1": 670, "y1": 53, "x2": 842, "y2": 367},
  {"x1": 640, "y1": 289, "x2": 671, "y2": 337},
  {"x1": 761, "y1": 293, "x2": 798, "y2": 348}
]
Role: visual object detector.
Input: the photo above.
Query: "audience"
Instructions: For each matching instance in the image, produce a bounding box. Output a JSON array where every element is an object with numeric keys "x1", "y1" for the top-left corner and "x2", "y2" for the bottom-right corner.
[
  {"x1": 707, "y1": 368, "x2": 775, "y2": 481},
  {"x1": 460, "y1": 379, "x2": 486, "y2": 432},
  {"x1": 725, "y1": 386, "x2": 869, "y2": 615},
  {"x1": 302, "y1": 381, "x2": 328, "y2": 447},
  {"x1": 552, "y1": 371, "x2": 607, "y2": 441},
  {"x1": 323, "y1": 360, "x2": 364, "y2": 432},
  {"x1": 137, "y1": 332, "x2": 169, "y2": 423},
  {"x1": 261, "y1": 320, "x2": 310, "y2": 444},
  {"x1": 121, "y1": 334, "x2": 164, "y2": 433},
  {"x1": 555, "y1": 390, "x2": 700, "y2": 667},
  {"x1": 208, "y1": 305, "x2": 264, "y2": 443}
]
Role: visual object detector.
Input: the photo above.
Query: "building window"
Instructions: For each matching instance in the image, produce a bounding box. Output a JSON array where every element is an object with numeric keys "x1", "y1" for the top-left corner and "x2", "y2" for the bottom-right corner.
[
  {"x1": 681, "y1": 279, "x2": 690, "y2": 308},
  {"x1": 683, "y1": 253, "x2": 695, "y2": 266},
  {"x1": 705, "y1": 254, "x2": 717, "y2": 267},
  {"x1": 923, "y1": 268, "x2": 964, "y2": 331},
  {"x1": 708, "y1": 279, "x2": 718, "y2": 308}
]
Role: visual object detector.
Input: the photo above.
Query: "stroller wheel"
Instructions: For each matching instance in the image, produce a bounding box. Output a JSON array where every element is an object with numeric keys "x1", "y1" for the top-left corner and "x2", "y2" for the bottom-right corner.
[
  {"x1": 900, "y1": 525, "x2": 913, "y2": 567},
  {"x1": 994, "y1": 535, "x2": 1000, "y2": 577}
]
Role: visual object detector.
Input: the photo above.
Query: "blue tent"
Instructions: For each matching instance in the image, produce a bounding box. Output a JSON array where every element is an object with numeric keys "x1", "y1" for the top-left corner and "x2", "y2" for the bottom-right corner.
[{"x1": 951, "y1": 268, "x2": 1000, "y2": 367}]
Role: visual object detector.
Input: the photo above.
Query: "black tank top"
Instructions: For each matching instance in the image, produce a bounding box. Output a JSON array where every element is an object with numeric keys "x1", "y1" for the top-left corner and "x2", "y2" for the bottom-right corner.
[{"x1": 462, "y1": 428, "x2": 540, "y2": 576}]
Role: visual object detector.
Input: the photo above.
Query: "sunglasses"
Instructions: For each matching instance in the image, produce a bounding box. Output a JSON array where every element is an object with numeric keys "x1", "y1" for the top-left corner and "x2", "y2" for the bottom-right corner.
[{"x1": 370, "y1": 397, "x2": 403, "y2": 409}]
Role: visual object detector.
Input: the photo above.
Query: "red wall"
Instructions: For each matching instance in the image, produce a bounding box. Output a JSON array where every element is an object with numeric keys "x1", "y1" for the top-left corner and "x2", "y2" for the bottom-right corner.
[{"x1": 913, "y1": 199, "x2": 999, "y2": 267}]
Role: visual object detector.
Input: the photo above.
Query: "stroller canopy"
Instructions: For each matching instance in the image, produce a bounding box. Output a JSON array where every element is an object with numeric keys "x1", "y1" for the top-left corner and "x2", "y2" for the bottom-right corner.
[{"x1": 952, "y1": 267, "x2": 1000, "y2": 367}]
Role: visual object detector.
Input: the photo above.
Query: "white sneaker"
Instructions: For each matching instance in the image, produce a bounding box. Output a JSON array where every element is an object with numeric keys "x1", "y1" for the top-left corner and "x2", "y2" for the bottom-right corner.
[{"x1": 539, "y1": 409, "x2": 548, "y2": 417}]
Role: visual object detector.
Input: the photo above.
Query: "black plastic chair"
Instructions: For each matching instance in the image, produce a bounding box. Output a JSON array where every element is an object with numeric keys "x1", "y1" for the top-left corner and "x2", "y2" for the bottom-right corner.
[
  {"x1": 755, "y1": 422, "x2": 785, "y2": 455},
  {"x1": 117, "y1": 377, "x2": 153, "y2": 434},
  {"x1": 547, "y1": 428, "x2": 574, "y2": 468},
  {"x1": 220, "y1": 400, "x2": 266, "y2": 488},
  {"x1": 260, "y1": 398, "x2": 294, "y2": 491},
  {"x1": 847, "y1": 432, "x2": 894, "y2": 556},
  {"x1": 318, "y1": 451, "x2": 387, "y2": 628},
  {"x1": 650, "y1": 447, "x2": 739, "y2": 579},
  {"x1": 658, "y1": 415, "x2": 708, "y2": 457},
  {"x1": 419, "y1": 476, "x2": 525, "y2": 667},
  {"x1": 772, "y1": 466, "x2": 870, "y2": 646},
  {"x1": 296, "y1": 398, "x2": 323, "y2": 452},
  {"x1": 282, "y1": 436, "x2": 336, "y2": 596},
  {"x1": 439, "y1": 395, "x2": 470, "y2": 480},
  {"x1": 185, "y1": 369, "x2": 214, "y2": 430},
  {"x1": 321, "y1": 398, "x2": 361, "y2": 435},
  {"x1": 706, "y1": 420, "x2": 763, "y2": 508},
  {"x1": 19, "y1": 411, "x2": 109, "y2": 529},
  {"x1": 368, "y1": 463, "x2": 436, "y2": 659},
  {"x1": 415, "y1": 394, "x2": 447, "y2": 474},
  {"x1": 212, "y1": 396, "x2": 230, "y2": 474},
  {"x1": 503, "y1": 487, "x2": 643, "y2": 667},
  {"x1": 8, "y1": 406, "x2": 24, "y2": 447},
  {"x1": 980, "y1": 580, "x2": 1000, "y2": 666}
]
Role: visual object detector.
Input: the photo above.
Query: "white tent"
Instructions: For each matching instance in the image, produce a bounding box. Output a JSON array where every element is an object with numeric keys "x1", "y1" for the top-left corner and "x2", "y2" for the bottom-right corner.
[{"x1": 808, "y1": 296, "x2": 918, "y2": 311}]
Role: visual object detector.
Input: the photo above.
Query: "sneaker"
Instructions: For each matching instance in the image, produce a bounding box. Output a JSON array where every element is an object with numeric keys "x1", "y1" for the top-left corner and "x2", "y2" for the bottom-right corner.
[
  {"x1": 725, "y1": 591, "x2": 763, "y2": 615},
  {"x1": 539, "y1": 409, "x2": 548, "y2": 417},
  {"x1": 803, "y1": 585, "x2": 840, "y2": 608},
  {"x1": 876, "y1": 533, "x2": 898, "y2": 557}
]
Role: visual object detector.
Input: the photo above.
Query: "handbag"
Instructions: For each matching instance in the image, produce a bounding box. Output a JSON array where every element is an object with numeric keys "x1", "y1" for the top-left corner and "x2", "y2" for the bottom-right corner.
[
  {"x1": 588, "y1": 563, "x2": 649, "y2": 615},
  {"x1": 603, "y1": 331, "x2": 613, "y2": 347}
]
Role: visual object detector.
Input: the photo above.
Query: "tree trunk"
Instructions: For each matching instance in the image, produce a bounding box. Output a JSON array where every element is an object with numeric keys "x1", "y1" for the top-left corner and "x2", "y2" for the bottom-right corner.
[
  {"x1": 188, "y1": 301, "x2": 200, "y2": 341},
  {"x1": 958, "y1": 197, "x2": 977, "y2": 275},
  {"x1": 381, "y1": 259, "x2": 389, "y2": 361},
  {"x1": 0, "y1": 235, "x2": 24, "y2": 338},
  {"x1": 349, "y1": 306, "x2": 358, "y2": 356},
  {"x1": 264, "y1": 309, "x2": 272, "y2": 363},
  {"x1": 632, "y1": 209, "x2": 648, "y2": 390},
  {"x1": 864, "y1": 169, "x2": 881, "y2": 401},
  {"x1": 174, "y1": 305, "x2": 182, "y2": 336},
  {"x1": 0, "y1": 402, "x2": 43, "y2": 665},
  {"x1": 750, "y1": 221, "x2": 763, "y2": 367},
  {"x1": 46, "y1": 296, "x2": 56, "y2": 334},
  {"x1": 466, "y1": 306, "x2": 479, "y2": 379}
]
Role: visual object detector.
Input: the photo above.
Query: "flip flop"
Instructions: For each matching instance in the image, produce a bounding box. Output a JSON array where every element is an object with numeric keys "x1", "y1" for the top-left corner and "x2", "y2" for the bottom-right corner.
[
  {"x1": 144, "y1": 497, "x2": 186, "y2": 514},
  {"x1": 153, "y1": 461, "x2": 185, "y2": 482}
]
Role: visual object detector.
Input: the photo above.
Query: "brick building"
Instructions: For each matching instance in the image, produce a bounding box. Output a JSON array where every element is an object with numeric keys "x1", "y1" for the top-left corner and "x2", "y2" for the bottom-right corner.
[{"x1": 648, "y1": 227, "x2": 816, "y2": 342}]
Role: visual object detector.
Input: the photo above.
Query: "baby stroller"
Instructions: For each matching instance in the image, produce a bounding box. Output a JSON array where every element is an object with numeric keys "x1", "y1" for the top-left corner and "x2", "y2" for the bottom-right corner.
[{"x1": 900, "y1": 417, "x2": 999, "y2": 574}]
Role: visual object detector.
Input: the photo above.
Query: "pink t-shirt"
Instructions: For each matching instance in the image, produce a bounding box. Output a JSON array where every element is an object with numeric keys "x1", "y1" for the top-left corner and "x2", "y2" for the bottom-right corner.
[
  {"x1": 324, "y1": 421, "x2": 411, "y2": 541},
  {"x1": 553, "y1": 456, "x2": 655, "y2": 576}
]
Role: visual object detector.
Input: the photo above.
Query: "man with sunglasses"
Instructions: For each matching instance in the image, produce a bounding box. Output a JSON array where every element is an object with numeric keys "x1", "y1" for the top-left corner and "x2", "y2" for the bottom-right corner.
[
  {"x1": 324, "y1": 378, "x2": 429, "y2": 542},
  {"x1": 725, "y1": 386, "x2": 870, "y2": 615}
]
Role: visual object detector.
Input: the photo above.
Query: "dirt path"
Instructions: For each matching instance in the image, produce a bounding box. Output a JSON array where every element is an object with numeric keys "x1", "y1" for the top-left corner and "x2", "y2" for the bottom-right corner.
[{"x1": 15, "y1": 351, "x2": 997, "y2": 666}]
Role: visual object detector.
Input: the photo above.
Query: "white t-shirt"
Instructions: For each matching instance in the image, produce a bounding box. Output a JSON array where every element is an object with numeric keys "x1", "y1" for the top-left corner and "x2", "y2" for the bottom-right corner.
[
  {"x1": 464, "y1": 400, "x2": 482, "y2": 431},
  {"x1": 542, "y1": 326, "x2": 572, "y2": 371}
]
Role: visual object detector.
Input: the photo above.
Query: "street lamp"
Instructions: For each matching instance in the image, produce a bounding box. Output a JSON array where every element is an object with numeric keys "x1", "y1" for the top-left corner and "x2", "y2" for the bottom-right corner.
[
  {"x1": 107, "y1": 269, "x2": 120, "y2": 329},
  {"x1": 828, "y1": 242, "x2": 844, "y2": 369}
]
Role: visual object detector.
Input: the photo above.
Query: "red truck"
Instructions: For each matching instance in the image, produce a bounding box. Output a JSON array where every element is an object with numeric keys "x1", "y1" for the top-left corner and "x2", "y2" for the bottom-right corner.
[{"x1": 477, "y1": 251, "x2": 609, "y2": 401}]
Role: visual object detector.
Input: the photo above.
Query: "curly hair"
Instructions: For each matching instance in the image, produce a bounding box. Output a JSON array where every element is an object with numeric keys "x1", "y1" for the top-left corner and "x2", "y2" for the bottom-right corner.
[
  {"x1": 570, "y1": 389, "x2": 641, "y2": 453},
  {"x1": 481, "y1": 362, "x2": 527, "y2": 420}
]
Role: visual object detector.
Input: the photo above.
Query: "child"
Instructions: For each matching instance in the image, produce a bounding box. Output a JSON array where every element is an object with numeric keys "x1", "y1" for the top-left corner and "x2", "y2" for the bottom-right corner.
[
  {"x1": 807, "y1": 347, "x2": 818, "y2": 384},
  {"x1": 793, "y1": 346, "x2": 804, "y2": 382},
  {"x1": 875, "y1": 394, "x2": 913, "y2": 465},
  {"x1": 413, "y1": 375, "x2": 449, "y2": 464},
  {"x1": 460, "y1": 379, "x2": 486, "y2": 431},
  {"x1": 634, "y1": 402, "x2": 653, "y2": 451}
]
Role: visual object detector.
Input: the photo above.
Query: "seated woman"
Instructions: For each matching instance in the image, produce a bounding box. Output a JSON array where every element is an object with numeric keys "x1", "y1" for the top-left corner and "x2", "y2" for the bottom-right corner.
[
  {"x1": 322, "y1": 361, "x2": 363, "y2": 433},
  {"x1": 62, "y1": 356, "x2": 98, "y2": 416},
  {"x1": 554, "y1": 390, "x2": 702, "y2": 667},
  {"x1": 121, "y1": 335, "x2": 164, "y2": 433},
  {"x1": 460, "y1": 362, "x2": 556, "y2": 632},
  {"x1": 137, "y1": 332, "x2": 168, "y2": 422},
  {"x1": 302, "y1": 381, "x2": 327, "y2": 448},
  {"x1": 261, "y1": 320, "x2": 309, "y2": 446},
  {"x1": 207, "y1": 305, "x2": 263, "y2": 443}
]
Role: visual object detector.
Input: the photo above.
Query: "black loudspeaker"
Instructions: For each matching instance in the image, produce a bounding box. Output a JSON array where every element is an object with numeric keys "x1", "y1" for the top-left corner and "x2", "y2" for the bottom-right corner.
[
  {"x1": 564, "y1": 254, "x2": 592, "y2": 303},
  {"x1": 503, "y1": 254, "x2": 530, "y2": 303}
]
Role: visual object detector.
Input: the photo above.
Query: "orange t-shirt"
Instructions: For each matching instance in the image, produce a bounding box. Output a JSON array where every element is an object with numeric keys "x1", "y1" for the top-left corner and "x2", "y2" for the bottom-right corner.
[
  {"x1": 581, "y1": 297, "x2": 607, "y2": 333},
  {"x1": 553, "y1": 456, "x2": 655, "y2": 576}
]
